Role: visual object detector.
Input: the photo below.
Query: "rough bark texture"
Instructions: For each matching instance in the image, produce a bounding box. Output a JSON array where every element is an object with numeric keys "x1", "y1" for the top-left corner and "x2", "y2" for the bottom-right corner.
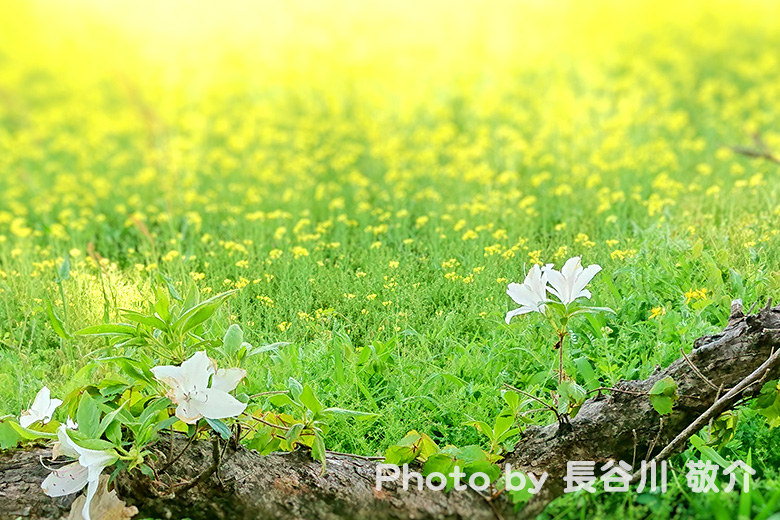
[{"x1": 2, "y1": 302, "x2": 779, "y2": 520}]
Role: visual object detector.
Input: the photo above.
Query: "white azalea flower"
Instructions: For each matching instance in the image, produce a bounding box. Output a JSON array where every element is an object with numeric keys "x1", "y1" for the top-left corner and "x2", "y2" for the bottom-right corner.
[
  {"x1": 42, "y1": 426, "x2": 117, "y2": 520},
  {"x1": 151, "y1": 351, "x2": 247, "y2": 424},
  {"x1": 20, "y1": 386, "x2": 62, "y2": 428},
  {"x1": 505, "y1": 263, "x2": 553, "y2": 323},
  {"x1": 545, "y1": 256, "x2": 602, "y2": 305}
]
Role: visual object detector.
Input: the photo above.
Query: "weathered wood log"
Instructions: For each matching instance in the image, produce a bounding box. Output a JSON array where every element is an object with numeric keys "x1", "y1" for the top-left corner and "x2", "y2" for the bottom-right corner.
[{"x1": 1, "y1": 301, "x2": 779, "y2": 520}]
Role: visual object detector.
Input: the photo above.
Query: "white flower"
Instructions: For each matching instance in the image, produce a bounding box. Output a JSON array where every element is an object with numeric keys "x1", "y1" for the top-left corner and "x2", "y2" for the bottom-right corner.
[
  {"x1": 42, "y1": 426, "x2": 117, "y2": 520},
  {"x1": 505, "y1": 264, "x2": 553, "y2": 323},
  {"x1": 151, "y1": 351, "x2": 247, "y2": 424},
  {"x1": 20, "y1": 386, "x2": 62, "y2": 428},
  {"x1": 545, "y1": 256, "x2": 602, "y2": 305},
  {"x1": 66, "y1": 417, "x2": 78, "y2": 430}
]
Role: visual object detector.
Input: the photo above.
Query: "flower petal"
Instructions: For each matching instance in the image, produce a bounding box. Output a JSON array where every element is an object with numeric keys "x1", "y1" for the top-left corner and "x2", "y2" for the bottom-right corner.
[
  {"x1": 505, "y1": 306, "x2": 536, "y2": 324},
  {"x1": 176, "y1": 401, "x2": 202, "y2": 424},
  {"x1": 194, "y1": 389, "x2": 247, "y2": 420},
  {"x1": 545, "y1": 269, "x2": 569, "y2": 304},
  {"x1": 211, "y1": 368, "x2": 247, "y2": 393},
  {"x1": 507, "y1": 283, "x2": 537, "y2": 307},
  {"x1": 41, "y1": 462, "x2": 89, "y2": 497},
  {"x1": 560, "y1": 257, "x2": 582, "y2": 279},
  {"x1": 150, "y1": 364, "x2": 185, "y2": 389},
  {"x1": 21, "y1": 386, "x2": 61, "y2": 426},
  {"x1": 571, "y1": 264, "x2": 601, "y2": 300},
  {"x1": 55, "y1": 425, "x2": 81, "y2": 459},
  {"x1": 30, "y1": 386, "x2": 52, "y2": 416},
  {"x1": 78, "y1": 449, "x2": 116, "y2": 473},
  {"x1": 82, "y1": 471, "x2": 100, "y2": 520},
  {"x1": 179, "y1": 351, "x2": 215, "y2": 391}
]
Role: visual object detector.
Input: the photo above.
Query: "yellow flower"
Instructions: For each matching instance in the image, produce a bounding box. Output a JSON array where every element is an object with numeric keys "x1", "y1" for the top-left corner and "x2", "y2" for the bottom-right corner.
[
  {"x1": 10, "y1": 218, "x2": 32, "y2": 238},
  {"x1": 685, "y1": 288, "x2": 707, "y2": 303},
  {"x1": 162, "y1": 250, "x2": 180, "y2": 262},
  {"x1": 610, "y1": 249, "x2": 637, "y2": 260},
  {"x1": 461, "y1": 230, "x2": 478, "y2": 241},
  {"x1": 291, "y1": 246, "x2": 309, "y2": 258},
  {"x1": 649, "y1": 307, "x2": 666, "y2": 319}
]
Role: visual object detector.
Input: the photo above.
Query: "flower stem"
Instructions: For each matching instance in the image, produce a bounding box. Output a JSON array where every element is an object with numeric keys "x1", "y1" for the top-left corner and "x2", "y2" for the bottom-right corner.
[
  {"x1": 559, "y1": 338, "x2": 564, "y2": 385},
  {"x1": 555, "y1": 328, "x2": 568, "y2": 385}
]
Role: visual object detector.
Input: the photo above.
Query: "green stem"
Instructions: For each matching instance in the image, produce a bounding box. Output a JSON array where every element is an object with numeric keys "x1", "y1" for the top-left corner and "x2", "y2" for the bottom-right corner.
[{"x1": 559, "y1": 336, "x2": 564, "y2": 385}]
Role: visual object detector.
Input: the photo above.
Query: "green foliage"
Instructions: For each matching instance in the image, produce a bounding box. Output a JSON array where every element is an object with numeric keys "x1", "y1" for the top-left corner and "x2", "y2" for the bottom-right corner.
[
  {"x1": 756, "y1": 380, "x2": 780, "y2": 428},
  {"x1": 649, "y1": 376, "x2": 679, "y2": 415},
  {"x1": 5, "y1": 280, "x2": 377, "y2": 485},
  {"x1": 384, "y1": 431, "x2": 440, "y2": 465}
]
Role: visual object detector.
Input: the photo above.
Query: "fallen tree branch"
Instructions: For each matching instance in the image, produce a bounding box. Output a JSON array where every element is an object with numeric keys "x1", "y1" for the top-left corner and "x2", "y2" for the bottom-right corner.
[
  {"x1": 1, "y1": 300, "x2": 779, "y2": 520},
  {"x1": 642, "y1": 346, "x2": 779, "y2": 474},
  {"x1": 729, "y1": 132, "x2": 780, "y2": 164}
]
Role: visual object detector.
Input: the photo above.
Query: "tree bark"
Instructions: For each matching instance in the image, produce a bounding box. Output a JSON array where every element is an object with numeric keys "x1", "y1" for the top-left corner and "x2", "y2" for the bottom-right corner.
[{"x1": 2, "y1": 301, "x2": 779, "y2": 520}]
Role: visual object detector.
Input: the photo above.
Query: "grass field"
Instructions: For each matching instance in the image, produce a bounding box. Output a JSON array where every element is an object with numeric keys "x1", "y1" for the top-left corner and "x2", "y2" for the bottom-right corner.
[{"x1": 2, "y1": 0, "x2": 780, "y2": 518}]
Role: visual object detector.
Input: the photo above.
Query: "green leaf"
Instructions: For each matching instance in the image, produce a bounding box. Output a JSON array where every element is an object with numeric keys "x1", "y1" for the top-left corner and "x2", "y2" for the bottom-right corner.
[
  {"x1": 384, "y1": 431, "x2": 423, "y2": 465},
  {"x1": 465, "y1": 459, "x2": 500, "y2": 481},
  {"x1": 223, "y1": 324, "x2": 244, "y2": 357},
  {"x1": 301, "y1": 384, "x2": 323, "y2": 414},
  {"x1": 154, "y1": 285, "x2": 171, "y2": 322},
  {"x1": 205, "y1": 418, "x2": 232, "y2": 440},
  {"x1": 312, "y1": 430, "x2": 327, "y2": 473},
  {"x1": 493, "y1": 413, "x2": 514, "y2": 439},
  {"x1": 173, "y1": 290, "x2": 236, "y2": 334},
  {"x1": 0, "y1": 421, "x2": 21, "y2": 449},
  {"x1": 120, "y1": 310, "x2": 167, "y2": 330},
  {"x1": 105, "y1": 420, "x2": 123, "y2": 445},
  {"x1": 182, "y1": 281, "x2": 200, "y2": 313},
  {"x1": 76, "y1": 393, "x2": 102, "y2": 438},
  {"x1": 506, "y1": 470, "x2": 534, "y2": 505},
  {"x1": 95, "y1": 402, "x2": 127, "y2": 440},
  {"x1": 756, "y1": 380, "x2": 780, "y2": 428},
  {"x1": 384, "y1": 444, "x2": 419, "y2": 465},
  {"x1": 574, "y1": 357, "x2": 600, "y2": 391},
  {"x1": 45, "y1": 298, "x2": 70, "y2": 339},
  {"x1": 502, "y1": 390, "x2": 519, "y2": 409},
  {"x1": 321, "y1": 407, "x2": 379, "y2": 421},
  {"x1": 73, "y1": 324, "x2": 137, "y2": 337},
  {"x1": 101, "y1": 356, "x2": 156, "y2": 385},
  {"x1": 285, "y1": 422, "x2": 304, "y2": 446},
  {"x1": 247, "y1": 342, "x2": 290, "y2": 356},
  {"x1": 157, "y1": 273, "x2": 183, "y2": 302},
  {"x1": 57, "y1": 253, "x2": 71, "y2": 282},
  {"x1": 454, "y1": 445, "x2": 487, "y2": 465},
  {"x1": 8, "y1": 421, "x2": 58, "y2": 440},
  {"x1": 269, "y1": 393, "x2": 297, "y2": 408},
  {"x1": 287, "y1": 377, "x2": 303, "y2": 400},
  {"x1": 332, "y1": 335, "x2": 346, "y2": 385},
  {"x1": 690, "y1": 238, "x2": 704, "y2": 259},
  {"x1": 649, "y1": 376, "x2": 679, "y2": 415},
  {"x1": 416, "y1": 433, "x2": 440, "y2": 461},
  {"x1": 423, "y1": 453, "x2": 455, "y2": 476},
  {"x1": 69, "y1": 435, "x2": 116, "y2": 451},
  {"x1": 470, "y1": 420, "x2": 494, "y2": 442},
  {"x1": 568, "y1": 306, "x2": 616, "y2": 317}
]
